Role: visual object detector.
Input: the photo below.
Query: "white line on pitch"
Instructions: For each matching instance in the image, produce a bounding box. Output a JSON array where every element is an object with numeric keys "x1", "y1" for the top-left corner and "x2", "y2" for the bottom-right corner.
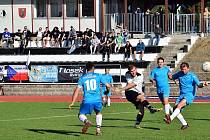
[{"x1": 0, "y1": 112, "x2": 134, "y2": 122}]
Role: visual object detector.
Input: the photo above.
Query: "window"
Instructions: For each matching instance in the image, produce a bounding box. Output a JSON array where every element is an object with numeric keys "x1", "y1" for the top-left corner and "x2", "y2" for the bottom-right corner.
[
  {"x1": 82, "y1": 0, "x2": 94, "y2": 17},
  {"x1": 36, "y1": 0, "x2": 47, "y2": 17},
  {"x1": 50, "y1": 0, "x2": 62, "y2": 17},
  {"x1": 66, "y1": 0, "x2": 78, "y2": 17}
]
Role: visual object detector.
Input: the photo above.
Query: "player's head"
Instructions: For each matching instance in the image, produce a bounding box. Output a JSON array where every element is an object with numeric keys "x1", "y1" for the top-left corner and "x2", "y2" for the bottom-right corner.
[
  {"x1": 128, "y1": 64, "x2": 137, "y2": 77},
  {"x1": 105, "y1": 68, "x2": 110, "y2": 74},
  {"x1": 157, "y1": 57, "x2": 164, "y2": 68},
  {"x1": 86, "y1": 62, "x2": 95, "y2": 72},
  {"x1": 180, "y1": 62, "x2": 189, "y2": 74}
]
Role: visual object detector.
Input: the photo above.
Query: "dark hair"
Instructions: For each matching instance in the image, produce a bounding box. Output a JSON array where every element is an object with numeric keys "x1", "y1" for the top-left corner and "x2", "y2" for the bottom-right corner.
[
  {"x1": 180, "y1": 62, "x2": 189, "y2": 69},
  {"x1": 157, "y1": 57, "x2": 164, "y2": 62},
  {"x1": 128, "y1": 64, "x2": 136, "y2": 71},
  {"x1": 86, "y1": 62, "x2": 95, "y2": 71}
]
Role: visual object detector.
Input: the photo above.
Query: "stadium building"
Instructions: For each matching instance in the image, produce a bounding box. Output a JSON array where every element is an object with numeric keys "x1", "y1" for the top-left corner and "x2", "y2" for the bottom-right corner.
[{"x1": 0, "y1": 0, "x2": 208, "y2": 33}]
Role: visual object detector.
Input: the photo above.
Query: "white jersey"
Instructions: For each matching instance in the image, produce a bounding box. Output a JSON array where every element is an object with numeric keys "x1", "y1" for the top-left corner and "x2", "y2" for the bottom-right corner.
[{"x1": 125, "y1": 71, "x2": 144, "y2": 93}]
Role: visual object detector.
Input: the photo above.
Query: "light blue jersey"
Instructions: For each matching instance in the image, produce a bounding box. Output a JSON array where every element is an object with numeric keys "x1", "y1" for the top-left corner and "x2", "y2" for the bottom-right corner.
[
  {"x1": 78, "y1": 72, "x2": 107, "y2": 103},
  {"x1": 101, "y1": 74, "x2": 113, "y2": 97},
  {"x1": 150, "y1": 66, "x2": 171, "y2": 99},
  {"x1": 172, "y1": 71, "x2": 200, "y2": 104}
]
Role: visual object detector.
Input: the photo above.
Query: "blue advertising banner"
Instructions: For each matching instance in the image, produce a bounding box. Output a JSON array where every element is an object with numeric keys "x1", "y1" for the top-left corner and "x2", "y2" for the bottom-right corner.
[{"x1": 29, "y1": 65, "x2": 58, "y2": 82}]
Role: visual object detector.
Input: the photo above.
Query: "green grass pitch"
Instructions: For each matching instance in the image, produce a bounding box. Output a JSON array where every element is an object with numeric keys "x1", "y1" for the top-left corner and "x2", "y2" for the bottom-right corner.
[{"x1": 0, "y1": 102, "x2": 210, "y2": 140}]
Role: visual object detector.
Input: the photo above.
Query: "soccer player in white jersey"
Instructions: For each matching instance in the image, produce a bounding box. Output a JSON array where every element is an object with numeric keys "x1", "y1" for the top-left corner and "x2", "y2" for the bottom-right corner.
[
  {"x1": 118, "y1": 64, "x2": 161, "y2": 128},
  {"x1": 69, "y1": 62, "x2": 111, "y2": 135},
  {"x1": 101, "y1": 68, "x2": 113, "y2": 107},
  {"x1": 164, "y1": 62, "x2": 208, "y2": 130}
]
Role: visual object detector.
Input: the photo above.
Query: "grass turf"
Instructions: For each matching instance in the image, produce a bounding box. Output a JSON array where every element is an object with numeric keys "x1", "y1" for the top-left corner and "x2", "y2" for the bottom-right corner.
[{"x1": 0, "y1": 102, "x2": 210, "y2": 140}]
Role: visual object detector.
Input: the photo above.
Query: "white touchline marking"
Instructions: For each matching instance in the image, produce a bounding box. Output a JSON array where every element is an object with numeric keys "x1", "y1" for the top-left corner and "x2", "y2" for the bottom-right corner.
[{"x1": 0, "y1": 112, "x2": 135, "y2": 122}]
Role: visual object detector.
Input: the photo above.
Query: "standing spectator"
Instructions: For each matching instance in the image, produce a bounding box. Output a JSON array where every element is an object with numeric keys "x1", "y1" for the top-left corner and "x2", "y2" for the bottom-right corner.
[
  {"x1": 158, "y1": 7, "x2": 164, "y2": 29},
  {"x1": 122, "y1": 26, "x2": 129, "y2": 45},
  {"x1": 43, "y1": 27, "x2": 51, "y2": 47},
  {"x1": 14, "y1": 29, "x2": 24, "y2": 54},
  {"x1": 99, "y1": 32, "x2": 107, "y2": 54},
  {"x1": 22, "y1": 26, "x2": 31, "y2": 48},
  {"x1": 135, "y1": 7, "x2": 142, "y2": 31},
  {"x1": 69, "y1": 62, "x2": 112, "y2": 135},
  {"x1": 2, "y1": 28, "x2": 13, "y2": 48},
  {"x1": 107, "y1": 32, "x2": 115, "y2": 54},
  {"x1": 136, "y1": 39, "x2": 145, "y2": 61},
  {"x1": 59, "y1": 27, "x2": 67, "y2": 47},
  {"x1": 124, "y1": 41, "x2": 132, "y2": 61},
  {"x1": 204, "y1": 7, "x2": 210, "y2": 33},
  {"x1": 153, "y1": 24, "x2": 162, "y2": 46}
]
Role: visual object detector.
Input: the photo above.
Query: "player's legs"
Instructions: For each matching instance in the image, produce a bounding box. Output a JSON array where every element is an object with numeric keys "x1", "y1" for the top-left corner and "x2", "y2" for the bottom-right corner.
[
  {"x1": 79, "y1": 103, "x2": 94, "y2": 134},
  {"x1": 134, "y1": 102, "x2": 144, "y2": 128},
  {"x1": 94, "y1": 102, "x2": 103, "y2": 135},
  {"x1": 107, "y1": 96, "x2": 111, "y2": 107}
]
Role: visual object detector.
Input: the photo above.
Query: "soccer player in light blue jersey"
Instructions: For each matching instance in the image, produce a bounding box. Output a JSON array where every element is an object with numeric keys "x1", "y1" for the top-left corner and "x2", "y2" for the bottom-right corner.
[
  {"x1": 69, "y1": 62, "x2": 111, "y2": 135},
  {"x1": 101, "y1": 68, "x2": 113, "y2": 107},
  {"x1": 164, "y1": 62, "x2": 208, "y2": 130},
  {"x1": 150, "y1": 57, "x2": 173, "y2": 120}
]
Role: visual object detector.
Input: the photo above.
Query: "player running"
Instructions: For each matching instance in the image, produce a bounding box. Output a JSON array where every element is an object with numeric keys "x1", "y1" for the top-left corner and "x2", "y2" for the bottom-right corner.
[{"x1": 69, "y1": 62, "x2": 111, "y2": 135}]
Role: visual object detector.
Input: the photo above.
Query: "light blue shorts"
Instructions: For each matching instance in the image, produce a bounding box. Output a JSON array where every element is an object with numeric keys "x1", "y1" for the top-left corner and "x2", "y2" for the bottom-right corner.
[
  {"x1": 79, "y1": 102, "x2": 103, "y2": 115},
  {"x1": 175, "y1": 94, "x2": 194, "y2": 106},
  {"x1": 157, "y1": 88, "x2": 170, "y2": 100}
]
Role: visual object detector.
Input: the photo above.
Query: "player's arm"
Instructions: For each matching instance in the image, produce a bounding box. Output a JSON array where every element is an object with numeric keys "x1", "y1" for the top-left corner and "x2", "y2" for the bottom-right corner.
[
  {"x1": 149, "y1": 71, "x2": 156, "y2": 87},
  {"x1": 121, "y1": 82, "x2": 136, "y2": 91},
  {"x1": 69, "y1": 86, "x2": 81, "y2": 109}
]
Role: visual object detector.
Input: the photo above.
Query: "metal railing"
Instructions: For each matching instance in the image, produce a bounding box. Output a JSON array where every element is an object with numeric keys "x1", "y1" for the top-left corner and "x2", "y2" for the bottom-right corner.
[{"x1": 104, "y1": 13, "x2": 208, "y2": 34}]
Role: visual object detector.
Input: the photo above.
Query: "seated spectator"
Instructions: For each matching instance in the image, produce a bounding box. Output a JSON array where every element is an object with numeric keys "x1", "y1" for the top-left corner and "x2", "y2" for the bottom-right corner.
[
  {"x1": 80, "y1": 34, "x2": 91, "y2": 54},
  {"x1": 2, "y1": 28, "x2": 13, "y2": 48},
  {"x1": 50, "y1": 26, "x2": 60, "y2": 47},
  {"x1": 59, "y1": 27, "x2": 66, "y2": 47},
  {"x1": 43, "y1": 27, "x2": 51, "y2": 47},
  {"x1": 115, "y1": 32, "x2": 123, "y2": 53},
  {"x1": 136, "y1": 39, "x2": 145, "y2": 60},
  {"x1": 67, "y1": 36, "x2": 82, "y2": 54},
  {"x1": 22, "y1": 26, "x2": 31, "y2": 48},
  {"x1": 90, "y1": 34, "x2": 100, "y2": 54},
  {"x1": 84, "y1": 28, "x2": 94, "y2": 39},
  {"x1": 124, "y1": 41, "x2": 132, "y2": 61},
  {"x1": 35, "y1": 27, "x2": 44, "y2": 47}
]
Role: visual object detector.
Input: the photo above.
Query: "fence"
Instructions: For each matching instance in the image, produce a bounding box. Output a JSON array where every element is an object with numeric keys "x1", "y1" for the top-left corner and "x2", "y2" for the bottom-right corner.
[{"x1": 104, "y1": 13, "x2": 209, "y2": 34}]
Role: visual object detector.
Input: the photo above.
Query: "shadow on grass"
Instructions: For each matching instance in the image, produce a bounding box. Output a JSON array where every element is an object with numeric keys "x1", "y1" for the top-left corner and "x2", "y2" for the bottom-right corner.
[
  {"x1": 103, "y1": 117, "x2": 134, "y2": 122},
  {"x1": 51, "y1": 106, "x2": 80, "y2": 110},
  {"x1": 25, "y1": 128, "x2": 94, "y2": 136},
  {"x1": 189, "y1": 118, "x2": 210, "y2": 121}
]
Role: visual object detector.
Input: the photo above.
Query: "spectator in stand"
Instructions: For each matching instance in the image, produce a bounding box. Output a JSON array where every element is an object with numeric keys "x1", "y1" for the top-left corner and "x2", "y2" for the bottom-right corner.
[
  {"x1": 204, "y1": 7, "x2": 210, "y2": 33},
  {"x1": 35, "y1": 27, "x2": 44, "y2": 47},
  {"x1": 152, "y1": 24, "x2": 162, "y2": 46},
  {"x1": 50, "y1": 26, "x2": 60, "y2": 47},
  {"x1": 107, "y1": 31, "x2": 116, "y2": 54},
  {"x1": 122, "y1": 26, "x2": 129, "y2": 45},
  {"x1": 81, "y1": 34, "x2": 91, "y2": 54},
  {"x1": 124, "y1": 41, "x2": 132, "y2": 61},
  {"x1": 59, "y1": 27, "x2": 66, "y2": 47},
  {"x1": 99, "y1": 32, "x2": 107, "y2": 54},
  {"x1": 136, "y1": 39, "x2": 145, "y2": 61},
  {"x1": 43, "y1": 27, "x2": 51, "y2": 47},
  {"x1": 0, "y1": 66, "x2": 4, "y2": 96},
  {"x1": 84, "y1": 28, "x2": 94, "y2": 39},
  {"x1": 14, "y1": 29, "x2": 24, "y2": 54},
  {"x1": 90, "y1": 34, "x2": 100, "y2": 54},
  {"x1": 67, "y1": 36, "x2": 82, "y2": 54},
  {"x1": 68, "y1": 26, "x2": 77, "y2": 46},
  {"x1": 2, "y1": 28, "x2": 13, "y2": 48},
  {"x1": 115, "y1": 32, "x2": 123, "y2": 53},
  {"x1": 22, "y1": 26, "x2": 31, "y2": 48},
  {"x1": 131, "y1": 42, "x2": 137, "y2": 61},
  {"x1": 102, "y1": 36, "x2": 112, "y2": 62}
]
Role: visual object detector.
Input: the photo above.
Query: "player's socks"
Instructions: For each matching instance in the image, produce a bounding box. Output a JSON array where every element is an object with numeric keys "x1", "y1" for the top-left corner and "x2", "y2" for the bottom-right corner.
[
  {"x1": 96, "y1": 114, "x2": 102, "y2": 127},
  {"x1": 107, "y1": 97, "x2": 111, "y2": 106},
  {"x1": 96, "y1": 125, "x2": 102, "y2": 136},
  {"x1": 177, "y1": 113, "x2": 187, "y2": 125},
  {"x1": 135, "y1": 113, "x2": 143, "y2": 125},
  {"x1": 79, "y1": 114, "x2": 87, "y2": 122},
  {"x1": 164, "y1": 104, "x2": 170, "y2": 115},
  {"x1": 170, "y1": 108, "x2": 180, "y2": 121},
  {"x1": 142, "y1": 100, "x2": 160, "y2": 113},
  {"x1": 169, "y1": 105, "x2": 173, "y2": 114}
]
